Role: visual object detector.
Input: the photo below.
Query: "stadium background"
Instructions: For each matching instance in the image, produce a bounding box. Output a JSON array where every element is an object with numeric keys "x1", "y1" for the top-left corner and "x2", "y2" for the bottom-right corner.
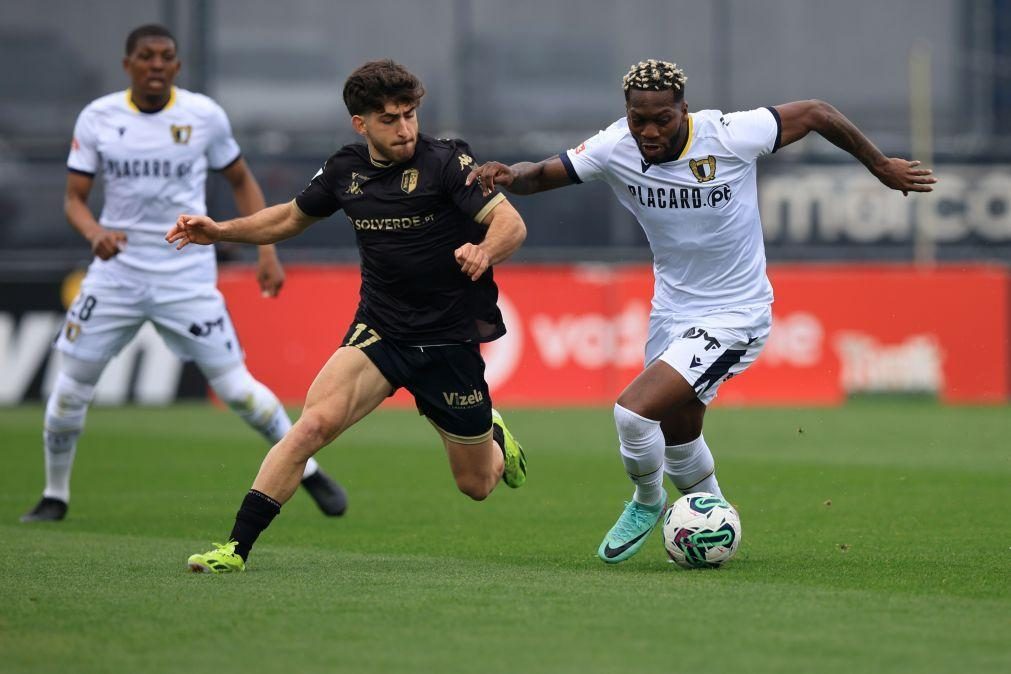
[
  {"x1": 2, "y1": 4, "x2": 1009, "y2": 674},
  {"x1": 2, "y1": 0, "x2": 1010, "y2": 406}
]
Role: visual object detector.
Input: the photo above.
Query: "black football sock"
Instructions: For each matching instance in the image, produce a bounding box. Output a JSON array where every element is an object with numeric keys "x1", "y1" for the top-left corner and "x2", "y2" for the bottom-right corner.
[
  {"x1": 492, "y1": 423, "x2": 506, "y2": 456},
  {"x1": 229, "y1": 489, "x2": 281, "y2": 561}
]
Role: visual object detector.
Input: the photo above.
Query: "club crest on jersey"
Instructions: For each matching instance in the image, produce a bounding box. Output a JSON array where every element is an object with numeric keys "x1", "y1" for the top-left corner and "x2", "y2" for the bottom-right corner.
[
  {"x1": 347, "y1": 172, "x2": 368, "y2": 195},
  {"x1": 64, "y1": 322, "x2": 81, "y2": 342},
  {"x1": 170, "y1": 125, "x2": 192, "y2": 144},
  {"x1": 457, "y1": 154, "x2": 474, "y2": 171},
  {"x1": 401, "y1": 168, "x2": 420, "y2": 194},
  {"x1": 689, "y1": 155, "x2": 717, "y2": 183}
]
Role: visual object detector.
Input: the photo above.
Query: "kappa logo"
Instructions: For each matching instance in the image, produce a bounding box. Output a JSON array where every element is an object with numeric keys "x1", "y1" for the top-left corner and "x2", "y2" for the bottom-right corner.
[
  {"x1": 170, "y1": 124, "x2": 192, "y2": 144},
  {"x1": 347, "y1": 172, "x2": 368, "y2": 195},
  {"x1": 457, "y1": 154, "x2": 474, "y2": 171},
  {"x1": 689, "y1": 155, "x2": 717, "y2": 183},
  {"x1": 401, "y1": 168, "x2": 419, "y2": 193}
]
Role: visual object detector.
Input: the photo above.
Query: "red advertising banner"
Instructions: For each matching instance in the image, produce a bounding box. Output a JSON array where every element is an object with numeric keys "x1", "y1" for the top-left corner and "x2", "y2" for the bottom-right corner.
[{"x1": 219, "y1": 264, "x2": 1009, "y2": 407}]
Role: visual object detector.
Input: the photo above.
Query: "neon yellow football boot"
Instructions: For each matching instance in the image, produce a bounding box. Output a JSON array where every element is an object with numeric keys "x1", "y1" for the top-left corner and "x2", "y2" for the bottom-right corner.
[
  {"x1": 187, "y1": 541, "x2": 246, "y2": 574},
  {"x1": 492, "y1": 408, "x2": 527, "y2": 488}
]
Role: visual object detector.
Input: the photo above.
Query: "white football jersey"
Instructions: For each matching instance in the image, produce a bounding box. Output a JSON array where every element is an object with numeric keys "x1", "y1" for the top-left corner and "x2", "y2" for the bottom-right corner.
[
  {"x1": 67, "y1": 87, "x2": 241, "y2": 283},
  {"x1": 563, "y1": 108, "x2": 780, "y2": 317}
]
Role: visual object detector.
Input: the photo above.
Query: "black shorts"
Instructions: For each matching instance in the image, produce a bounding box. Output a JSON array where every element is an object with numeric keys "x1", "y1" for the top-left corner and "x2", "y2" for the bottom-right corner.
[{"x1": 341, "y1": 320, "x2": 493, "y2": 443}]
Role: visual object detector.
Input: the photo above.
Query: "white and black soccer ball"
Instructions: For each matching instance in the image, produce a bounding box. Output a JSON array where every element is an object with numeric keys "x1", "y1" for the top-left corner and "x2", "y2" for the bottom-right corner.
[{"x1": 662, "y1": 492, "x2": 741, "y2": 569}]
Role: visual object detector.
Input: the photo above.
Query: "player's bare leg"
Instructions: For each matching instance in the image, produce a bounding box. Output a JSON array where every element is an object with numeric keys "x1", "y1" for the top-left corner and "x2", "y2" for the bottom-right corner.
[
  {"x1": 252, "y1": 347, "x2": 392, "y2": 502},
  {"x1": 441, "y1": 434, "x2": 503, "y2": 501},
  {"x1": 199, "y1": 360, "x2": 348, "y2": 516},
  {"x1": 188, "y1": 347, "x2": 391, "y2": 572},
  {"x1": 437, "y1": 406, "x2": 526, "y2": 500}
]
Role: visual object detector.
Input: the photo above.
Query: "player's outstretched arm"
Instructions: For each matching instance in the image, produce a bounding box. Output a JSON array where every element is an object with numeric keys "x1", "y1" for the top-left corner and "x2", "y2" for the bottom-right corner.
[
  {"x1": 166, "y1": 200, "x2": 319, "y2": 250},
  {"x1": 774, "y1": 99, "x2": 937, "y2": 195},
  {"x1": 455, "y1": 200, "x2": 527, "y2": 281},
  {"x1": 466, "y1": 157, "x2": 574, "y2": 197}
]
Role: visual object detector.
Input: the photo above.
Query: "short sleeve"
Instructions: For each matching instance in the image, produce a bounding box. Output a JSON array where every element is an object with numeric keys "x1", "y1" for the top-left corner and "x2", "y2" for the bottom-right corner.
[
  {"x1": 560, "y1": 120, "x2": 623, "y2": 184},
  {"x1": 294, "y1": 155, "x2": 342, "y2": 218},
  {"x1": 442, "y1": 140, "x2": 505, "y2": 223},
  {"x1": 67, "y1": 107, "x2": 99, "y2": 176},
  {"x1": 206, "y1": 103, "x2": 242, "y2": 170},
  {"x1": 718, "y1": 107, "x2": 782, "y2": 161}
]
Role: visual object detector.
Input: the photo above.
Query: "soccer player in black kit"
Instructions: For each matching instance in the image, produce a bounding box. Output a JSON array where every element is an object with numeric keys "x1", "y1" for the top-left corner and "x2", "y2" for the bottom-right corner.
[{"x1": 168, "y1": 60, "x2": 529, "y2": 573}]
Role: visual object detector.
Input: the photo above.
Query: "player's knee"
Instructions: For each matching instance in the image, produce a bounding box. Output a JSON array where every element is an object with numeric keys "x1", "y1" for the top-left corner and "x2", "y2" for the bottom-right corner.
[
  {"x1": 45, "y1": 372, "x2": 96, "y2": 434},
  {"x1": 454, "y1": 472, "x2": 495, "y2": 501},
  {"x1": 290, "y1": 411, "x2": 344, "y2": 451}
]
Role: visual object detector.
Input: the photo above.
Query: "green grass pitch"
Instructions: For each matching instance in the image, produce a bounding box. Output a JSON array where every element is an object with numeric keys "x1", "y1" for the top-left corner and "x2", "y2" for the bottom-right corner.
[{"x1": 1, "y1": 401, "x2": 1008, "y2": 674}]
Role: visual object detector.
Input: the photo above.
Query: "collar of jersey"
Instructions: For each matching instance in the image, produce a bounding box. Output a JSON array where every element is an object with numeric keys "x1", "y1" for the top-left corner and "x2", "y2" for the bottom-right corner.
[
  {"x1": 368, "y1": 153, "x2": 395, "y2": 168},
  {"x1": 125, "y1": 86, "x2": 177, "y2": 114},
  {"x1": 676, "y1": 114, "x2": 695, "y2": 160}
]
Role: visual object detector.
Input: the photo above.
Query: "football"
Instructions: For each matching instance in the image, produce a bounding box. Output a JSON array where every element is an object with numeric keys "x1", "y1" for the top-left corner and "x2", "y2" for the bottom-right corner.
[{"x1": 662, "y1": 492, "x2": 742, "y2": 569}]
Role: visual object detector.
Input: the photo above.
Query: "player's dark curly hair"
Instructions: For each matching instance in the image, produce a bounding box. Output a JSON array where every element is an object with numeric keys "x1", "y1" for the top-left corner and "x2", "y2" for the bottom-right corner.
[
  {"x1": 125, "y1": 24, "x2": 176, "y2": 56},
  {"x1": 343, "y1": 60, "x2": 426, "y2": 116},
  {"x1": 622, "y1": 59, "x2": 687, "y2": 102}
]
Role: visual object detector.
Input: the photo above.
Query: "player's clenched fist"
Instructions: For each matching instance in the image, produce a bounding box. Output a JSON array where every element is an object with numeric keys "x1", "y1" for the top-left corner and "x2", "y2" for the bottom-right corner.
[
  {"x1": 88, "y1": 229, "x2": 127, "y2": 260},
  {"x1": 465, "y1": 162, "x2": 515, "y2": 197},
  {"x1": 166, "y1": 214, "x2": 223, "y2": 249},
  {"x1": 454, "y1": 242, "x2": 490, "y2": 281}
]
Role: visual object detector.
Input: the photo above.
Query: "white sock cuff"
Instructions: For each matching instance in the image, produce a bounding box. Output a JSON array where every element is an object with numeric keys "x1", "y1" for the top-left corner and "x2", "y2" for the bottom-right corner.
[
  {"x1": 614, "y1": 403, "x2": 661, "y2": 442},
  {"x1": 51, "y1": 372, "x2": 97, "y2": 405},
  {"x1": 45, "y1": 373, "x2": 96, "y2": 435},
  {"x1": 206, "y1": 365, "x2": 258, "y2": 404}
]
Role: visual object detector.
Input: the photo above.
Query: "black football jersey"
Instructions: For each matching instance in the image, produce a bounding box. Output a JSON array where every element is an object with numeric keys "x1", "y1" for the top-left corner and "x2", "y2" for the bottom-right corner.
[{"x1": 295, "y1": 134, "x2": 507, "y2": 344}]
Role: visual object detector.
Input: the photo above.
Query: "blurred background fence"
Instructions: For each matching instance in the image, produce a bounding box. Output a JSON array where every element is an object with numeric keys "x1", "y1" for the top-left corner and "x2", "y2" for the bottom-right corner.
[
  {"x1": 2, "y1": 0, "x2": 1011, "y2": 269},
  {"x1": 2, "y1": 0, "x2": 1009, "y2": 405}
]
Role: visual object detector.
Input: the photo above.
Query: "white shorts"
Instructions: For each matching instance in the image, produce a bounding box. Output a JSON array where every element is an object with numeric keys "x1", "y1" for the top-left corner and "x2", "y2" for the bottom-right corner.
[
  {"x1": 55, "y1": 268, "x2": 244, "y2": 368},
  {"x1": 645, "y1": 305, "x2": 772, "y2": 405}
]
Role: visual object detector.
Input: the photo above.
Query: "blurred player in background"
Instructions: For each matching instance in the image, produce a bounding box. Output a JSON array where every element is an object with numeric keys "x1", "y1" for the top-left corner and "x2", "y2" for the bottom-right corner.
[
  {"x1": 20, "y1": 24, "x2": 347, "y2": 523},
  {"x1": 467, "y1": 58, "x2": 936, "y2": 563},
  {"x1": 170, "y1": 59, "x2": 528, "y2": 573}
]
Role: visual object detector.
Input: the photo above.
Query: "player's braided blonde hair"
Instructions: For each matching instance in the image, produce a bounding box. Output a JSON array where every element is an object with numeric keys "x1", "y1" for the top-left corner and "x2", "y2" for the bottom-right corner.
[{"x1": 622, "y1": 59, "x2": 687, "y2": 98}]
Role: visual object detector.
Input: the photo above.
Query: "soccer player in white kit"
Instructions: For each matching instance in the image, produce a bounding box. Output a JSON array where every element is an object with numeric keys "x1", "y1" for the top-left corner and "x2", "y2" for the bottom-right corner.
[
  {"x1": 20, "y1": 24, "x2": 347, "y2": 522},
  {"x1": 466, "y1": 59, "x2": 936, "y2": 563}
]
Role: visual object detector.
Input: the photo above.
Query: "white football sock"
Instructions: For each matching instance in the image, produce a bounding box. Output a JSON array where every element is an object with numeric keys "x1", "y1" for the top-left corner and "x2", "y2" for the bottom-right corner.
[
  {"x1": 664, "y1": 434, "x2": 723, "y2": 497},
  {"x1": 205, "y1": 364, "x2": 318, "y2": 479},
  {"x1": 614, "y1": 403, "x2": 665, "y2": 506},
  {"x1": 42, "y1": 368, "x2": 99, "y2": 502}
]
